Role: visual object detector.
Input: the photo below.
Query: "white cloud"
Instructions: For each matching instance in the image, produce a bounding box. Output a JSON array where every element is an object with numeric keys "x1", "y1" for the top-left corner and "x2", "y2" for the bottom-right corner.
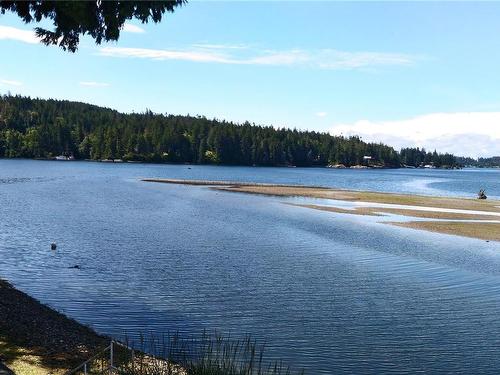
[
  {"x1": 316, "y1": 112, "x2": 328, "y2": 118},
  {"x1": 0, "y1": 25, "x2": 39, "y2": 44},
  {"x1": 330, "y1": 112, "x2": 500, "y2": 157},
  {"x1": 98, "y1": 45, "x2": 419, "y2": 70},
  {"x1": 98, "y1": 47, "x2": 232, "y2": 64},
  {"x1": 0, "y1": 79, "x2": 23, "y2": 86},
  {"x1": 79, "y1": 81, "x2": 110, "y2": 87},
  {"x1": 251, "y1": 49, "x2": 417, "y2": 69},
  {"x1": 122, "y1": 23, "x2": 145, "y2": 34}
]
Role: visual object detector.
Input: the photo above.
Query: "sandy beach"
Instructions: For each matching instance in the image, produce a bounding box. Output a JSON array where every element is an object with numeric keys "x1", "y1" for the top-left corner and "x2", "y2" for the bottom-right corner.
[{"x1": 144, "y1": 178, "x2": 500, "y2": 241}]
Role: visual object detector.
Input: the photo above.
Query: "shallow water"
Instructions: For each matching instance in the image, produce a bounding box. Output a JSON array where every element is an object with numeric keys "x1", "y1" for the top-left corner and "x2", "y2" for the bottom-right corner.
[
  {"x1": 1, "y1": 160, "x2": 500, "y2": 374},
  {"x1": 289, "y1": 196, "x2": 500, "y2": 219}
]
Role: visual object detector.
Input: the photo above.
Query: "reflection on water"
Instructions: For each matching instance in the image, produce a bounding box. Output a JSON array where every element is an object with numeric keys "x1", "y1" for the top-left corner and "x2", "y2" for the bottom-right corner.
[{"x1": 0, "y1": 160, "x2": 500, "y2": 374}]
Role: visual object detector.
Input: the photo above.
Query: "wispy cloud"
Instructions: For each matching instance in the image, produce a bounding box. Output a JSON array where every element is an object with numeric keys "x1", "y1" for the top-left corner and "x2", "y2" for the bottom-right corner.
[
  {"x1": 0, "y1": 25, "x2": 39, "y2": 44},
  {"x1": 330, "y1": 112, "x2": 500, "y2": 157},
  {"x1": 192, "y1": 43, "x2": 249, "y2": 50},
  {"x1": 98, "y1": 44, "x2": 420, "y2": 70},
  {"x1": 99, "y1": 47, "x2": 231, "y2": 64},
  {"x1": 122, "y1": 23, "x2": 145, "y2": 34},
  {"x1": 316, "y1": 112, "x2": 328, "y2": 118},
  {"x1": 0, "y1": 24, "x2": 421, "y2": 70},
  {"x1": 79, "y1": 81, "x2": 110, "y2": 87},
  {"x1": 0, "y1": 79, "x2": 23, "y2": 86}
]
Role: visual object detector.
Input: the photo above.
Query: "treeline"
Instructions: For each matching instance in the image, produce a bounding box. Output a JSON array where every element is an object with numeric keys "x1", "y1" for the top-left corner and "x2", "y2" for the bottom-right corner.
[
  {"x1": 456, "y1": 156, "x2": 500, "y2": 168},
  {"x1": 400, "y1": 147, "x2": 457, "y2": 168},
  {"x1": 0, "y1": 95, "x2": 457, "y2": 168}
]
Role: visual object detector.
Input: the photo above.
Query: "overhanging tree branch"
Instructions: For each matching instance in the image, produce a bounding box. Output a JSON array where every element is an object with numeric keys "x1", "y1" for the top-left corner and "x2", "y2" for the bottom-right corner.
[{"x1": 0, "y1": 0, "x2": 186, "y2": 52}]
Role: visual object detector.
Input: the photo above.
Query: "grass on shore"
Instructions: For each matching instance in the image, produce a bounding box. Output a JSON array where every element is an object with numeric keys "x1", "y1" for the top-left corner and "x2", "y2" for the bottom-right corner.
[
  {"x1": 0, "y1": 337, "x2": 64, "y2": 375},
  {"x1": 114, "y1": 332, "x2": 303, "y2": 375}
]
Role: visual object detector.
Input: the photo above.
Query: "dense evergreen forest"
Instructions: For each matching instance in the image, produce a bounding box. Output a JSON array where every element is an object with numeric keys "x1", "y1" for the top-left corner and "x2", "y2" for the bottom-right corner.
[
  {"x1": 456, "y1": 156, "x2": 500, "y2": 168},
  {"x1": 399, "y1": 147, "x2": 457, "y2": 169},
  {"x1": 0, "y1": 95, "x2": 459, "y2": 168}
]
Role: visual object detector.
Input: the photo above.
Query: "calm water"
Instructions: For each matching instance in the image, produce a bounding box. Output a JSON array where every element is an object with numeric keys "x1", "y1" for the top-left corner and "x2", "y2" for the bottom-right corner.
[{"x1": 1, "y1": 159, "x2": 500, "y2": 374}]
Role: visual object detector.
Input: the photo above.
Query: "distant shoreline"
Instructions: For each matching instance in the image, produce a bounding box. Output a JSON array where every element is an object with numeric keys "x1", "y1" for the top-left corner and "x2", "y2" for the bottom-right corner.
[
  {"x1": 144, "y1": 178, "x2": 500, "y2": 242},
  {"x1": 0, "y1": 157, "x2": 470, "y2": 169},
  {"x1": 5, "y1": 157, "x2": 500, "y2": 169}
]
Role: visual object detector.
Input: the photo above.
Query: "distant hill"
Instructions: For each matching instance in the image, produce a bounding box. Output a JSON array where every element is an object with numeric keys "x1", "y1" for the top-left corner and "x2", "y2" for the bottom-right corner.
[{"x1": 0, "y1": 94, "x2": 458, "y2": 168}]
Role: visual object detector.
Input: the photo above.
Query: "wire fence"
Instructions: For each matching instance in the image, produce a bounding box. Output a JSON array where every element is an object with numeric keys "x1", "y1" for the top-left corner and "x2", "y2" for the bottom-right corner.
[
  {"x1": 66, "y1": 340, "x2": 184, "y2": 375},
  {"x1": 65, "y1": 340, "x2": 131, "y2": 375}
]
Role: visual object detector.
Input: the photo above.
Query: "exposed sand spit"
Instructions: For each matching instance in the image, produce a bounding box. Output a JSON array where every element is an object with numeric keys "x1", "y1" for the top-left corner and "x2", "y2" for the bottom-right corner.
[{"x1": 144, "y1": 178, "x2": 500, "y2": 241}]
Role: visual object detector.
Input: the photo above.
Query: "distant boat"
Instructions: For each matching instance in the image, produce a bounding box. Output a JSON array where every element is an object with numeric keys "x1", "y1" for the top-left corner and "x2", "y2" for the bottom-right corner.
[
  {"x1": 423, "y1": 164, "x2": 436, "y2": 169},
  {"x1": 55, "y1": 155, "x2": 74, "y2": 161},
  {"x1": 101, "y1": 159, "x2": 127, "y2": 163}
]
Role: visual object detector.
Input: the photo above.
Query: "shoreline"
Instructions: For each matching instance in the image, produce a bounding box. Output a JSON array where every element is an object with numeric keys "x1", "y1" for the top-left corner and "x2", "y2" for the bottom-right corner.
[
  {"x1": 0, "y1": 278, "x2": 107, "y2": 374},
  {"x1": 144, "y1": 178, "x2": 500, "y2": 241},
  {"x1": 0, "y1": 277, "x2": 273, "y2": 375},
  {"x1": 1, "y1": 158, "x2": 472, "y2": 169}
]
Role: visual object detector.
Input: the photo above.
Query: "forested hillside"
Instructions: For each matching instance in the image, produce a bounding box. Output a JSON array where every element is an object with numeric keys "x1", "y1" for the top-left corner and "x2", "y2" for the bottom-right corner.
[
  {"x1": 400, "y1": 147, "x2": 457, "y2": 168},
  {"x1": 456, "y1": 156, "x2": 500, "y2": 168},
  {"x1": 0, "y1": 95, "x2": 458, "y2": 168}
]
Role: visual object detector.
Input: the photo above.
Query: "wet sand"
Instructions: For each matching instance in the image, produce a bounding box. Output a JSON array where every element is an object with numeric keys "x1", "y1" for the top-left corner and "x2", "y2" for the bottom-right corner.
[
  {"x1": 144, "y1": 178, "x2": 500, "y2": 241},
  {"x1": 390, "y1": 221, "x2": 500, "y2": 242},
  {"x1": 290, "y1": 204, "x2": 500, "y2": 221}
]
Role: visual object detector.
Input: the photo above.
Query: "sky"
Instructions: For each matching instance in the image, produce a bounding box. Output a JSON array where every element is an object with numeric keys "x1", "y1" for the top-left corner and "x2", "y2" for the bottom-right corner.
[{"x1": 1, "y1": 1, "x2": 500, "y2": 158}]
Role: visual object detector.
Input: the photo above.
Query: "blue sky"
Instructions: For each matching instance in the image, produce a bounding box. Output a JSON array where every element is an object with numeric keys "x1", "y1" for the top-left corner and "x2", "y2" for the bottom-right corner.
[{"x1": 1, "y1": 1, "x2": 500, "y2": 157}]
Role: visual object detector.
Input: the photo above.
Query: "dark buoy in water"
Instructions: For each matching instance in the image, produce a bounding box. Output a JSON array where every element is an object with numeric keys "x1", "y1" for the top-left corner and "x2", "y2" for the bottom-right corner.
[
  {"x1": 68, "y1": 265, "x2": 81, "y2": 269},
  {"x1": 51, "y1": 243, "x2": 57, "y2": 250}
]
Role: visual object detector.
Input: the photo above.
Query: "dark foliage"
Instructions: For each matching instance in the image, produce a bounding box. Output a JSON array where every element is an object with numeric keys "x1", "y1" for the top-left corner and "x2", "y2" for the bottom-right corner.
[
  {"x1": 400, "y1": 147, "x2": 457, "y2": 168},
  {"x1": 0, "y1": 0, "x2": 186, "y2": 52},
  {"x1": 456, "y1": 156, "x2": 500, "y2": 168},
  {"x1": 0, "y1": 95, "x2": 458, "y2": 168}
]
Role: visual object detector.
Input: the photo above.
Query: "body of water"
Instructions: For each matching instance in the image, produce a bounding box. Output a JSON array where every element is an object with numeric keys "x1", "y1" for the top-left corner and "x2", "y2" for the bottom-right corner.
[{"x1": 1, "y1": 159, "x2": 500, "y2": 374}]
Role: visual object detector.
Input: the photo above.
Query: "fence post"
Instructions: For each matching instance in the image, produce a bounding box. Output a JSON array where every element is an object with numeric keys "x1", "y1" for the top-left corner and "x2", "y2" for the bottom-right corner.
[
  {"x1": 131, "y1": 349, "x2": 135, "y2": 371},
  {"x1": 83, "y1": 362, "x2": 87, "y2": 375},
  {"x1": 109, "y1": 341, "x2": 114, "y2": 374}
]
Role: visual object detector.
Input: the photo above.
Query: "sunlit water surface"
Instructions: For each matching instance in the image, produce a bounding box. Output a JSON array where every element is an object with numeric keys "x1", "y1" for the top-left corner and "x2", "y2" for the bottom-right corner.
[{"x1": 1, "y1": 160, "x2": 500, "y2": 374}]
